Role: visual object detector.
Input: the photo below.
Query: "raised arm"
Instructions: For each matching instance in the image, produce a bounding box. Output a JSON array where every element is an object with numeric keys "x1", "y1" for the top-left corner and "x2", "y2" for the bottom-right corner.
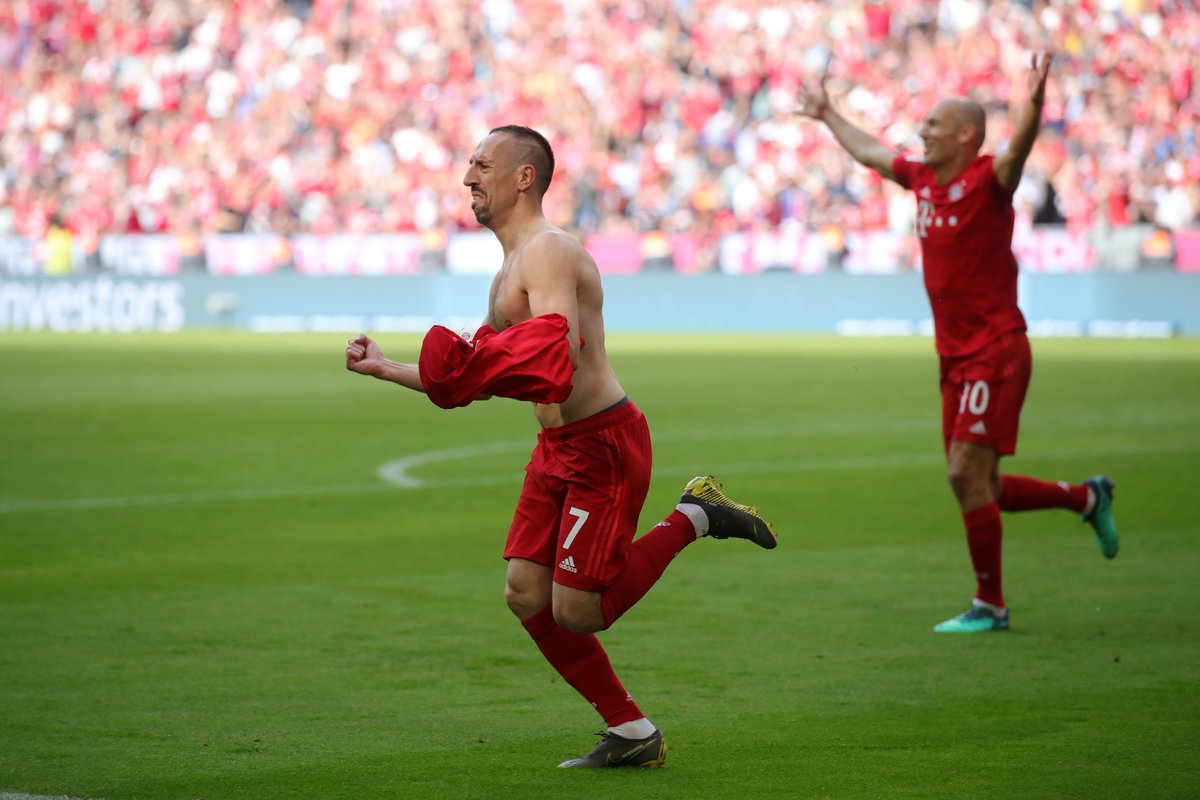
[
  {"x1": 993, "y1": 52, "x2": 1052, "y2": 192},
  {"x1": 796, "y1": 74, "x2": 897, "y2": 182},
  {"x1": 345, "y1": 333, "x2": 426, "y2": 392}
]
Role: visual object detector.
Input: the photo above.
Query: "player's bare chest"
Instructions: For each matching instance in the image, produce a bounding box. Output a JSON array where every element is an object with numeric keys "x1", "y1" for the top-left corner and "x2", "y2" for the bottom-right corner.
[{"x1": 487, "y1": 263, "x2": 528, "y2": 330}]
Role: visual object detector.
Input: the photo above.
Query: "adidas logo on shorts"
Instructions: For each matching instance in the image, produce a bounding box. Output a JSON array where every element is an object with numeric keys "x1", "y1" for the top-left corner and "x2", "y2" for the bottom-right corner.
[{"x1": 558, "y1": 555, "x2": 578, "y2": 573}]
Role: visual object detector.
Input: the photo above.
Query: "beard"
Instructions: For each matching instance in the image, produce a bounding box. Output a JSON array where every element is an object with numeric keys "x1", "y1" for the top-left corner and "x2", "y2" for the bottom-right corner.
[{"x1": 471, "y1": 195, "x2": 492, "y2": 225}]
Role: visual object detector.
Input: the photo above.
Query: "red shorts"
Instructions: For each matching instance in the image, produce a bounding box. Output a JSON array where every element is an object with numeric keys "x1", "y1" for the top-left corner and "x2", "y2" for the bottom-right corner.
[
  {"x1": 939, "y1": 330, "x2": 1031, "y2": 456},
  {"x1": 504, "y1": 399, "x2": 652, "y2": 592}
]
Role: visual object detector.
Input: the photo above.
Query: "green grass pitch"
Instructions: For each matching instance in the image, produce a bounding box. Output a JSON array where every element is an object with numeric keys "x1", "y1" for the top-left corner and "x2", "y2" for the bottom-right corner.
[{"x1": 1, "y1": 332, "x2": 1197, "y2": 800}]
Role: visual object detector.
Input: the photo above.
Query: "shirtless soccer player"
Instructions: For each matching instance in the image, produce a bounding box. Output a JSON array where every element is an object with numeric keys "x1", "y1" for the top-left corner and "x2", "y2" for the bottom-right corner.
[{"x1": 345, "y1": 125, "x2": 778, "y2": 765}]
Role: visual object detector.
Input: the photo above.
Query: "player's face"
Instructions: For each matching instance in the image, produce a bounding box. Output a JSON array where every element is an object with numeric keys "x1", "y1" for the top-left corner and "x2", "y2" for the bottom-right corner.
[
  {"x1": 462, "y1": 133, "x2": 517, "y2": 227},
  {"x1": 918, "y1": 103, "x2": 961, "y2": 168}
]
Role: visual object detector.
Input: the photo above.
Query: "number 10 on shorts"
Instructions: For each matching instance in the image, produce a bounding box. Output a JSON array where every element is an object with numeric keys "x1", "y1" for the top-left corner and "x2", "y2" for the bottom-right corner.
[{"x1": 959, "y1": 380, "x2": 990, "y2": 415}]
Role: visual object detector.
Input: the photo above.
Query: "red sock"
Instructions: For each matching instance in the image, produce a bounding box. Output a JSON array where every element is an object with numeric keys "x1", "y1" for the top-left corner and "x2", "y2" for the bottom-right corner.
[
  {"x1": 521, "y1": 605, "x2": 643, "y2": 726},
  {"x1": 998, "y1": 474, "x2": 1088, "y2": 513},
  {"x1": 599, "y1": 510, "x2": 696, "y2": 628},
  {"x1": 963, "y1": 502, "x2": 1004, "y2": 608}
]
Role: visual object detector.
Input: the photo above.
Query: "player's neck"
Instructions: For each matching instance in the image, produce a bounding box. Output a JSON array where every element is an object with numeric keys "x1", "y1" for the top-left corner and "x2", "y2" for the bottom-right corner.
[
  {"x1": 933, "y1": 152, "x2": 977, "y2": 187},
  {"x1": 491, "y1": 211, "x2": 551, "y2": 255}
]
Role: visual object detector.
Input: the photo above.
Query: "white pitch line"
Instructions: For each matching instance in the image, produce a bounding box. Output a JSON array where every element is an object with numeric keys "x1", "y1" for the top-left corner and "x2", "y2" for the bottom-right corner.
[
  {"x1": 651, "y1": 409, "x2": 1200, "y2": 445},
  {"x1": 376, "y1": 440, "x2": 531, "y2": 488},
  {"x1": 2, "y1": 437, "x2": 1196, "y2": 515},
  {"x1": 0, "y1": 481, "x2": 399, "y2": 514}
]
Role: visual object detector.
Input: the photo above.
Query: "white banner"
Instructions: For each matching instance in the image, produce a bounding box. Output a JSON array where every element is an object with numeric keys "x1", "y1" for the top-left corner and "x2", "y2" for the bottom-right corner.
[
  {"x1": 0, "y1": 237, "x2": 40, "y2": 276},
  {"x1": 291, "y1": 234, "x2": 424, "y2": 275},
  {"x1": 445, "y1": 231, "x2": 503, "y2": 275},
  {"x1": 0, "y1": 278, "x2": 185, "y2": 332},
  {"x1": 204, "y1": 235, "x2": 280, "y2": 276},
  {"x1": 98, "y1": 235, "x2": 183, "y2": 275}
]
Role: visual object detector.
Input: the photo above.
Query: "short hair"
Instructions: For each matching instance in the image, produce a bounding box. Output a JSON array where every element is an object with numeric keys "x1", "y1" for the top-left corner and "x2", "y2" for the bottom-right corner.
[{"x1": 490, "y1": 124, "x2": 555, "y2": 195}]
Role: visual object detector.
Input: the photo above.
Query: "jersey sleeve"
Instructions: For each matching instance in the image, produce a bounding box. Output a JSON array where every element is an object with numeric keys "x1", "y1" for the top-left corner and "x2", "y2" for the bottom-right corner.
[
  {"x1": 891, "y1": 154, "x2": 919, "y2": 189},
  {"x1": 978, "y1": 154, "x2": 1015, "y2": 202},
  {"x1": 418, "y1": 313, "x2": 575, "y2": 409}
]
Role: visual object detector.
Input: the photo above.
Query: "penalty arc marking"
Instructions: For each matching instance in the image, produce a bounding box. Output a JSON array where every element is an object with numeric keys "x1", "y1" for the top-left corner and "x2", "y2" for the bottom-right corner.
[{"x1": 376, "y1": 440, "x2": 532, "y2": 489}]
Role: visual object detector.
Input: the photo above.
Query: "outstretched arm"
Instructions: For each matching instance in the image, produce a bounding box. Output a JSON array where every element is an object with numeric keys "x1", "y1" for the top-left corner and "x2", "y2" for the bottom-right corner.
[
  {"x1": 345, "y1": 333, "x2": 426, "y2": 392},
  {"x1": 796, "y1": 74, "x2": 897, "y2": 182},
  {"x1": 993, "y1": 52, "x2": 1052, "y2": 192}
]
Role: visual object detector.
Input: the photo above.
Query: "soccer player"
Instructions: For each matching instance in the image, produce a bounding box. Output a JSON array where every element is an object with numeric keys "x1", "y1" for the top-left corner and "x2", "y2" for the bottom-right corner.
[
  {"x1": 795, "y1": 54, "x2": 1119, "y2": 633},
  {"x1": 345, "y1": 125, "x2": 777, "y2": 765}
]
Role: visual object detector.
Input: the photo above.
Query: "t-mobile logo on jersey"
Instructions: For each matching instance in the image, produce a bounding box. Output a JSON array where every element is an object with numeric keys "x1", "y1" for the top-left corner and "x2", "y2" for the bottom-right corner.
[
  {"x1": 916, "y1": 199, "x2": 935, "y2": 237},
  {"x1": 916, "y1": 199, "x2": 959, "y2": 238}
]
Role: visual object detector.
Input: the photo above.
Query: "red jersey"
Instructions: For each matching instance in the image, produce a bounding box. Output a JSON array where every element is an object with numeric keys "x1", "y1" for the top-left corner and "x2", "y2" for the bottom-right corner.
[
  {"x1": 892, "y1": 154, "x2": 1027, "y2": 357},
  {"x1": 418, "y1": 313, "x2": 574, "y2": 409}
]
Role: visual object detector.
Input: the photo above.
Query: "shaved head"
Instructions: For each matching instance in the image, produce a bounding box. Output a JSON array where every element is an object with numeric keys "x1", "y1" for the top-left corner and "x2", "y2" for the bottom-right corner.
[
  {"x1": 918, "y1": 98, "x2": 990, "y2": 173},
  {"x1": 943, "y1": 99, "x2": 987, "y2": 150}
]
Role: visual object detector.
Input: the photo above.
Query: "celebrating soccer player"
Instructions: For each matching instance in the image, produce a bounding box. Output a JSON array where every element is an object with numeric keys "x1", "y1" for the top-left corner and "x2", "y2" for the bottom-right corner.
[
  {"x1": 795, "y1": 53, "x2": 1119, "y2": 633},
  {"x1": 345, "y1": 125, "x2": 778, "y2": 765}
]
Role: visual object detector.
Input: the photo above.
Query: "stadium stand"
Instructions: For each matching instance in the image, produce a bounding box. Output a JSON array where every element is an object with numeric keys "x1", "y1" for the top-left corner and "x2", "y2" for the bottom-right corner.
[{"x1": 0, "y1": 0, "x2": 1196, "y2": 273}]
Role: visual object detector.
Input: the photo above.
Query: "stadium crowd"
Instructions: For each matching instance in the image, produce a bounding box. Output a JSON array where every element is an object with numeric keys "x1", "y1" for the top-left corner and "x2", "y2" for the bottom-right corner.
[{"x1": 1, "y1": 0, "x2": 1197, "y2": 259}]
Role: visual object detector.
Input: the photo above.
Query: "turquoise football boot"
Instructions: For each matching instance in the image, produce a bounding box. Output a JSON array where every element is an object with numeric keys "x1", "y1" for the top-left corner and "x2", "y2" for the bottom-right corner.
[
  {"x1": 933, "y1": 603, "x2": 1010, "y2": 633},
  {"x1": 1083, "y1": 476, "x2": 1119, "y2": 559}
]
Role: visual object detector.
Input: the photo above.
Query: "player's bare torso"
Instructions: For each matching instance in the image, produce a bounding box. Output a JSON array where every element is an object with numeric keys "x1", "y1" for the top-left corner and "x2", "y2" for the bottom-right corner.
[{"x1": 486, "y1": 229, "x2": 626, "y2": 428}]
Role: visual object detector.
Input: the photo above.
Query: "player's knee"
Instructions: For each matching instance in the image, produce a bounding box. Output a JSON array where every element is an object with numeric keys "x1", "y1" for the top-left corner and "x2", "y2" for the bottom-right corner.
[
  {"x1": 552, "y1": 605, "x2": 604, "y2": 635},
  {"x1": 946, "y1": 464, "x2": 970, "y2": 496},
  {"x1": 504, "y1": 582, "x2": 542, "y2": 619},
  {"x1": 946, "y1": 461, "x2": 999, "y2": 508},
  {"x1": 946, "y1": 462, "x2": 982, "y2": 503}
]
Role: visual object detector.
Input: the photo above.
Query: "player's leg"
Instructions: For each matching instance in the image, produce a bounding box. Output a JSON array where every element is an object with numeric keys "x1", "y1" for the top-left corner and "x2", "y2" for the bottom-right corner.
[
  {"x1": 506, "y1": 557, "x2": 646, "y2": 724},
  {"x1": 508, "y1": 563, "x2": 665, "y2": 768},
  {"x1": 934, "y1": 345, "x2": 1011, "y2": 633},
  {"x1": 535, "y1": 590, "x2": 666, "y2": 766},
  {"x1": 594, "y1": 474, "x2": 778, "y2": 629},
  {"x1": 938, "y1": 439, "x2": 1008, "y2": 631},
  {"x1": 544, "y1": 403, "x2": 659, "y2": 634},
  {"x1": 998, "y1": 474, "x2": 1118, "y2": 558},
  {"x1": 515, "y1": 406, "x2": 666, "y2": 768},
  {"x1": 988, "y1": 333, "x2": 1118, "y2": 557},
  {"x1": 533, "y1": 405, "x2": 748, "y2": 631},
  {"x1": 997, "y1": 474, "x2": 1088, "y2": 513},
  {"x1": 536, "y1": 404, "x2": 776, "y2": 765},
  {"x1": 504, "y1": 439, "x2": 656, "y2": 764},
  {"x1": 946, "y1": 438, "x2": 1001, "y2": 511}
]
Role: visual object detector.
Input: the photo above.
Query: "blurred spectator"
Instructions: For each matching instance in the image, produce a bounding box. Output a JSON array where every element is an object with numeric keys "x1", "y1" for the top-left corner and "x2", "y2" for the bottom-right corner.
[
  {"x1": 1138, "y1": 226, "x2": 1177, "y2": 269},
  {"x1": 40, "y1": 213, "x2": 74, "y2": 274},
  {"x1": 0, "y1": 0, "x2": 1196, "y2": 245}
]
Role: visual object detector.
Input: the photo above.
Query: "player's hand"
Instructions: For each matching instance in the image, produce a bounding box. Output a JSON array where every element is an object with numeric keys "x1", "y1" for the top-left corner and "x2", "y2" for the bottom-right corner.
[
  {"x1": 345, "y1": 333, "x2": 385, "y2": 376},
  {"x1": 795, "y1": 74, "x2": 832, "y2": 122},
  {"x1": 1029, "y1": 52, "x2": 1052, "y2": 106}
]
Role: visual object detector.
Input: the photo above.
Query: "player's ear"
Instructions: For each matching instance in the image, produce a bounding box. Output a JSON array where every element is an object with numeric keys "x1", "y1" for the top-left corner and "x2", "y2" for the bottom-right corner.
[
  {"x1": 958, "y1": 122, "x2": 979, "y2": 148},
  {"x1": 516, "y1": 164, "x2": 537, "y2": 192}
]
